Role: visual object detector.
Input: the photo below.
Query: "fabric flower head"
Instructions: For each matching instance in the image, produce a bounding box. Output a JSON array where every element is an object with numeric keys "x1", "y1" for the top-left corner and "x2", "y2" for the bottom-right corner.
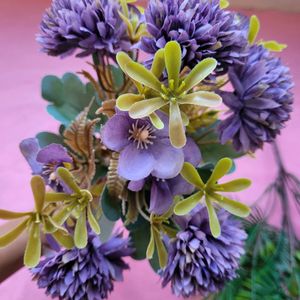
[
  {"x1": 161, "y1": 206, "x2": 247, "y2": 298},
  {"x1": 140, "y1": 0, "x2": 248, "y2": 75},
  {"x1": 37, "y1": 0, "x2": 131, "y2": 58},
  {"x1": 219, "y1": 45, "x2": 294, "y2": 152},
  {"x1": 32, "y1": 232, "x2": 133, "y2": 300}
]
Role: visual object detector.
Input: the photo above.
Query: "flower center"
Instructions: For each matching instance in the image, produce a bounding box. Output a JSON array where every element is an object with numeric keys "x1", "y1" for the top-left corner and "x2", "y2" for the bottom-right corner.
[{"x1": 128, "y1": 121, "x2": 156, "y2": 149}]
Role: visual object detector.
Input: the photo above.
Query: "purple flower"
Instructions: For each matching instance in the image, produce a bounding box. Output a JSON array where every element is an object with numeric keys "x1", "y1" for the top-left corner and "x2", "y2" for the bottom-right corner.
[
  {"x1": 100, "y1": 112, "x2": 185, "y2": 181},
  {"x1": 161, "y1": 206, "x2": 247, "y2": 297},
  {"x1": 140, "y1": 0, "x2": 248, "y2": 75},
  {"x1": 128, "y1": 138, "x2": 201, "y2": 215},
  {"x1": 219, "y1": 45, "x2": 294, "y2": 152},
  {"x1": 32, "y1": 232, "x2": 133, "y2": 300},
  {"x1": 20, "y1": 138, "x2": 72, "y2": 192},
  {"x1": 37, "y1": 0, "x2": 131, "y2": 58}
]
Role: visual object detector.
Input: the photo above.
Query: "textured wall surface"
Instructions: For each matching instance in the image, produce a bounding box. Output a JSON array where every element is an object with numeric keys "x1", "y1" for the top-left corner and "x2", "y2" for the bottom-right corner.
[{"x1": 0, "y1": 1, "x2": 300, "y2": 299}]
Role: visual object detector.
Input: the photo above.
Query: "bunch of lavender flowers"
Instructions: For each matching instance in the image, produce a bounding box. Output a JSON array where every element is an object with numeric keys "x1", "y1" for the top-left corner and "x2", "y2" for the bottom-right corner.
[
  {"x1": 32, "y1": 232, "x2": 133, "y2": 300},
  {"x1": 161, "y1": 206, "x2": 247, "y2": 297},
  {"x1": 140, "y1": 0, "x2": 248, "y2": 74},
  {"x1": 219, "y1": 45, "x2": 293, "y2": 152},
  {"x1": 37, "y1": 0, "x2": 131, "y2": 59}
]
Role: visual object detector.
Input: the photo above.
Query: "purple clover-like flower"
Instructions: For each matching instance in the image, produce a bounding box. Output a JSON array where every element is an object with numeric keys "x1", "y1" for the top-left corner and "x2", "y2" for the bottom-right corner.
[
  {"x1": 20, "y1": 138, "x2": 72, "y2": 192},
  {"x1": 219, "y1": 45, "x2": 294, "y2": 152},
  {"x1": 140, "y1": 0, "x2": 247, "y2": 75},
  {"x1": 161, "y1": 206, "x2": 247, "y2": 297},
  {"x1": 100, "y1": 112, "x2": 185, "y2": 181},
  {"x1": 128, "y1": 138, "x2": 201, "y2": 215},
  {"x1": 37, "y1": 0, "x2": 131, "y2": 58},
  {"x1": 32, "y1": 232, "x2": 133, "y2": 300}
]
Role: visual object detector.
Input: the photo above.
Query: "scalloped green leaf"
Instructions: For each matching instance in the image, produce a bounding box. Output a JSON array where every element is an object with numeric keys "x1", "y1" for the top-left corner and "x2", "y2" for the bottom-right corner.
[{"x1": 101, "y1": 186, "x2": 122, "y2": 222}]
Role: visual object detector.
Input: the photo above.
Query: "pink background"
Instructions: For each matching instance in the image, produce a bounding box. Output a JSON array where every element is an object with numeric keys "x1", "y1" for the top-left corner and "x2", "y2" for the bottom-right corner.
[{"x1": 0, "y1": 0, "x2": 300, "y2": 299}]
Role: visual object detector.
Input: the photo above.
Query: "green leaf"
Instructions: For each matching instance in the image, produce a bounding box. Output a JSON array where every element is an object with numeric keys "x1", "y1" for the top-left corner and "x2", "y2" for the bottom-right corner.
[
  {"x1": 42, "y1": 73, "x2": 99, "y2": 126},
  {"x1": 248, "y1": 15, "x2": 260, "y2": 44},
  {"x1": 181, "y1": 162, "x2": 205, "y2": 188},
  {"x1": 169, "y1": 102, "x2": 186, "y2": 148},
  {"x1": 24, "y1": 223, "x2": 41, "y2": 267},
  {"x1": 151, "y1": 49, "x2": 165, "y2": 79},
  {"x1": 74, "y1": 212, "x2": 88, "y2": 249},
  {"x1": 183, "y1": 58, "x2": 217, "y2": 91},
  {"x1": 36, "y1": 132, "x2": 64, "y2": 147},
  {"x1": 207, "y1": 157, "x2": 232, "y2": 186},
  {"x1": 31, "y1": 176, "x2": 45, "y2": 213},
  {"x1": 87, "y1": 204, "x2": 101, "y2": 234},
  {"x1": 101, "y1": 186, "x2": 122, "y2": 221},
  {"x1": 165, "y1": 41, "x2": 181, "y2": 89},
  {"x1": 0, "y1": 219, "x2": 28, "y2": 247},
  {"x1": 205, "y1": 197, "x2": 221, "y2": 238},
  {"x1": 174, "y1": 191, "x2": 203, "y2": 216}
]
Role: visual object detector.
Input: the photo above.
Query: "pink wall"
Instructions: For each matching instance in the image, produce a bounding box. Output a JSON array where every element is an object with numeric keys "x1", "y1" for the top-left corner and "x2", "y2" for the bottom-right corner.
[{"x1": 0, "y1": 0, "x2": 300, "y2": 299}]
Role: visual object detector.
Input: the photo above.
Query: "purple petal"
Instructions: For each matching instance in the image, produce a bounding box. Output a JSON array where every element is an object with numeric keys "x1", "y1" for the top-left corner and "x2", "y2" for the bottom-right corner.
[
  {"x1": 100, "y1": 114, "x2": 132, "y2": 151},
  {"x1": 151, "y1": 139, "x2": 184, "y2": 179},
  {"x1": 19, "y1": 138, "x2": 43, "y2": 174},
  {"x1": 168, "y1": 175, "x2": 195, "y2": 196},
  {"x1": 36, "y1": 144, "x2": 72, "y2": 164},
  {"x1": 118, "y1": 144, "x2": 155, "y2": 181},
  {"x1": 149, "y1": 179, "x2": 173, "y2": 215},
  {"x1": 183, "y1": 138, "x2": 202, "y2": 166},
  {"x1": 128, "y1": 179, "x2": 146, "y2": 192}
]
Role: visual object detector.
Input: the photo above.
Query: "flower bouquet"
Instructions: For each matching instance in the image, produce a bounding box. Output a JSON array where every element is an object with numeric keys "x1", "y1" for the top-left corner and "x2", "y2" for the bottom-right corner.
[{"x1": 0, "y1": 0, "x2": 297, "y2": 299}]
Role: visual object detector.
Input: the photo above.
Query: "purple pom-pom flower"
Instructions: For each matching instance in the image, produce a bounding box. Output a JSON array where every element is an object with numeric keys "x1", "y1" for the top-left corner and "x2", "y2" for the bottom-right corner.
[
  {"x1": 161, "y1": 206, "x2": 247, "y2": 297},
  {"x1": 100, "y1": 112, "x2": 185, "y2": 181},
  {"x1": 219, "y1": 45, "x2": 294, "y2": 152},
  {"x1": 37, "y1": 0, "x2": 131, "y2": 58},
  {"x1": 140, "y1": 0, "x2": 248, "y2": 75},
  {"x1": 19, "y1": 138, "x2": 72, "y2": 192},
  {"x1": 32, "y1": 232, "x2": 133, "y2": 300}
]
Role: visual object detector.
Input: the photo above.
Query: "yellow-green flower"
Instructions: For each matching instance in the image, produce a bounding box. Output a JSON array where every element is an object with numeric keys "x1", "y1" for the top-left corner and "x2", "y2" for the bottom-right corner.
[
  {"x1": 46, "y1": 167, "x2": 101, "y2": 249},
  {"x1": 116, "y1": 41, "x2": 222, "y2": 148},
  {"x1": 174, "y1": 158, "x2": 251, "y2": 238},
  {"x1": 0, "y1": 176, "x2": 74, "y2": 267}
]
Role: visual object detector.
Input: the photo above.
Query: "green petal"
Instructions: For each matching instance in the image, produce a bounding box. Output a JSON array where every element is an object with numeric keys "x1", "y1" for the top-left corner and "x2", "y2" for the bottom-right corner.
[
  {"x1": 0, "y1": 219, "x2": 28, "y2": 247},
  {"x1": 205, "y1": 197, "x2": 221, "y2": 238},
  {"x1": 116, "y1": 94, "x2": 144, "y2": 111},
  {"x1": 220, "y1": 0, "x2": 229, "y2": 9},
  {"x1": 129, "y1": 97, "x2": 166, "y2": 119},
  {"x1": 180, "y1": 162, "x2": 205, "y2": 188},
  {"x1": 153, "y1": 227, "x2": 168, "y2": 268},
  {"x1": 42, "y1": 217, "x2": 57, "y2": 234},
  {"x1": 149, "y1": 112, "x2": 164, "y2": 129},
  {"x1": 215, "y1": 178, "x2": 252, "y2": 192},
  {"x1": 24, "y1": 222, "x2": 41, "y2": 268},
  {"x1": 248, "y1": 15, "x2": 260, "y2": 44},
  {"x1": 53, "y1": 203, "x2": 76, "y2": 225},
  {"x1": 174, "y1": 191, "x2": 203, "y2": 216},
  {"x1": 74, "y1": 212, "x2": 88, "y2": 249},
  {"x1": 181, "y1": 111, "x2": 190, "y2": 126},
  {"x1": 51, "y1": 229, "x2": 74, "y2": 249},
  {"x1": 207, "y1": 158, "x2": 233, "y2": 186},
  {"x1": 165, "y1": 41, "x2": 181, "y2": 89},
  {"x1": 57, "y1": 168, "x2": 81, "y2": 195},
  {"x1": 116, "y1": 52, "x2": 132, "y2": 74},
  {"x1": 45, "y1": 192, "x2": 75, "y2": 203},
  {"x1": 123, "y1": 60, "x2": 162, "y2": 92},
  {"x1": 259, "y1": 40, "x2": 287, "y2": 52},
  {"x1": 0, "y1": 209, "x2": 31, "y2": 220},
  {"x1": 212, "y1": 193, "x2": 251, "y2": 217},
  {"x1": 31, "y1": 176, "x2": 45, "y2": 213},
  {"x1": 178, "y1": 91, "x2": 222, "y2": 107},
  {"x1": 146, "y1": 227, "x2": 155, "y2": 259},
  {"x1": 169, "y1": 102, "x2": 186, "y2": 148},
  {"x1": 151, "y1": 49, "x2": 165, "y2": 79},
  {"x1": 183, "y1": 58, "x2": 217, "y2": 91},
  {"x1": 87, "y1": 204, "x2": 101, "y2": 235}
]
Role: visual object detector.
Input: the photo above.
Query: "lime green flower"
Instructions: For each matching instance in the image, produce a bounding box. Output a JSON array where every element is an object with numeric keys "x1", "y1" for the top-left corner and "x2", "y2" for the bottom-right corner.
[
  {"x1": 248, "y1": 15, "x2": 287, "y2": 52},
  {"x1": 116, "y1": 41, "x2": 222, "y2": 148},
  {"x1": 46, "y1": 167, "x2": 101, "y2": 249},
  {"x1": 174, "y1": 158, "x2": 251, "y2": 238},
  {"x1": 220, "y1": 0, "x2": 230, "y2": 9},
  {"x1": 0, "y1": 176, "x2": 74, "y2": 267}
]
